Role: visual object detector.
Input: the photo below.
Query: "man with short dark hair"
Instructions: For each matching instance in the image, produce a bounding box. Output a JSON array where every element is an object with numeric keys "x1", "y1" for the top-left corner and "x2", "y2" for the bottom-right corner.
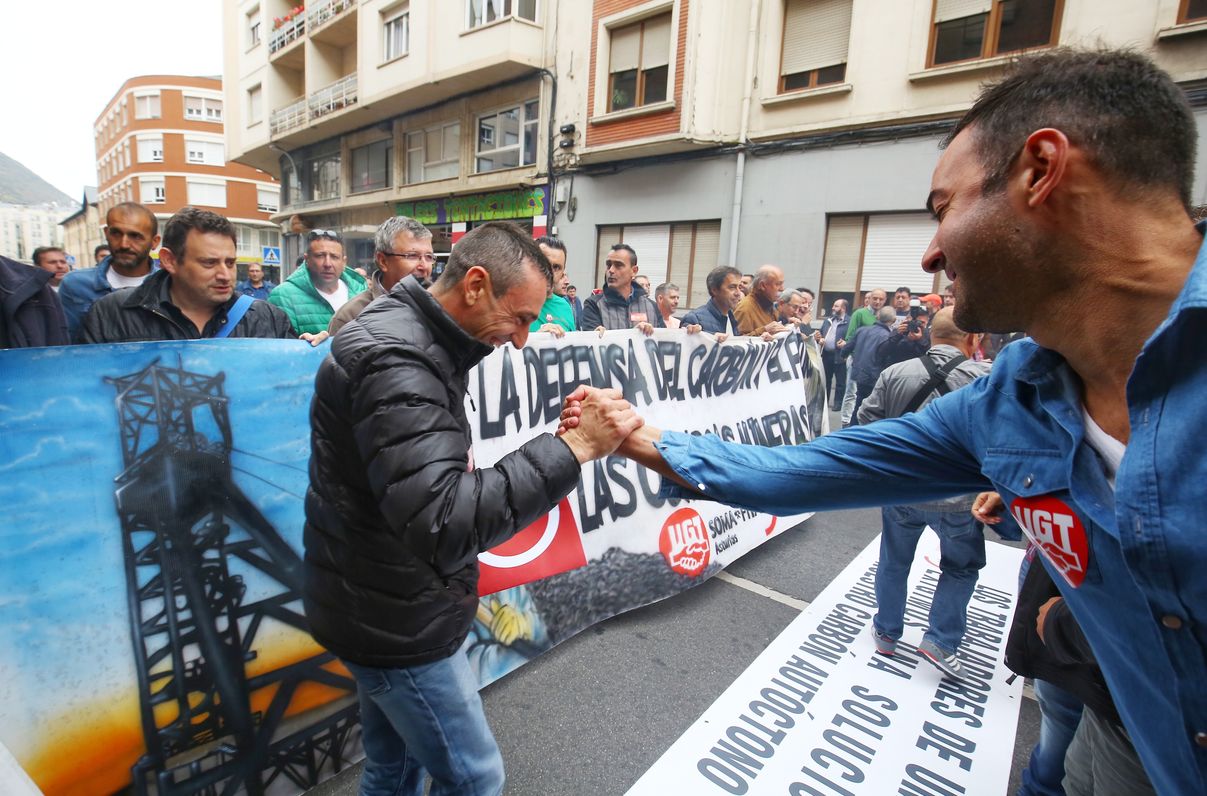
[
  {"x1": 306, "y1": 220, "x2": 640, "y2": 796},
  {"x1": 81, "y1": 207, "x2": 296, "y2": 343},
  {"x1": 93, "y1": 244, "x2": 110, "y2": 264},
  {"x1": 236, "y1": 263, "x2": 276, "y2": 301},
  {"x1": 577, "y1": 48, "x2": 1207, "y2": 795},
  {"x1": 655, "y1": 282, "x2": 682, "y2": 329},
  {"x1": 681, "y1": 266, "x2": 741, "y2": 340},
  {"x1": 530, "y1": 235, "x2": 576, "y2": 336},
  {"x1": 59, "y1": 202, "x2": 160, "y2": 341},
  {"x1": 31, "y1": 247, "x2": 70, "y2": 291},
  {"x1": 579, "y1": 243, "x2": 662, "y2": 334},
  {"x1": 892, "y1": 286, "x2": 912, "y2": 320},
  {"x1": 735, "y1": 265, "x2": 789, "y2": 337},
  {"x1": 739, "y1": 273, "x2": 754, "y2": 297},
  {"x1": 0, "y1": 256, "x2": 68, "y2": 347},
  {"x1": 329, "y1": 216, "x2": 433, "y2": 335},
  {"x1": 566, "y1": 284, "x2": 583, "y2": 327},
  {"x1": 269, "y1": 228, "x2": 367, "y2": 334}
]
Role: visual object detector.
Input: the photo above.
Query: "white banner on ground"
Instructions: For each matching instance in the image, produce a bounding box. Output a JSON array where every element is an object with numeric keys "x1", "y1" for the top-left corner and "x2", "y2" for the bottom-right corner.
[{"x1": 629, "y1": 531, "x2": 1026, "y2": 796}]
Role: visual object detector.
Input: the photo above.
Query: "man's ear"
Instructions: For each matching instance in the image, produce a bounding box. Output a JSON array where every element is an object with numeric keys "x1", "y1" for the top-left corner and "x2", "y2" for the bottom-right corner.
[
  {"x1": 157, "y1": 248, "x2": 178, "y2": 275},
  {"x1": 1016, "y1": 128, "x2": 1070, "y2": 209},
  {"x1": 462, "y1": 265, "x2": 489, "y2": 305}
]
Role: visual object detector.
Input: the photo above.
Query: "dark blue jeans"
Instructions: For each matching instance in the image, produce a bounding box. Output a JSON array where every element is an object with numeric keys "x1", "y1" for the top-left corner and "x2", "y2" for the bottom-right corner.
[
  {"x1": 344, "y1": 640, "x2": 505, "y2": 796},
  {"x1": 1018, "y1": 679, "x2": 1084, "y2": 796},
  {"x1": 873, "y1": 504, "x2": 986, "y2": 654}
]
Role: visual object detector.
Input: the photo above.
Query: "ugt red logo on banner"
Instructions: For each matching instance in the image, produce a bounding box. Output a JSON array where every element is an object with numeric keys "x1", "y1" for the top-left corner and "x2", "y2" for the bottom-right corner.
[
  {"x1": 477, "y1": 498, "x2": 586, "y2": 596},
  {"x1": 659, "y1": 507, "x2": 711, "y2": 577},
  {"x1": 1010, "y1": 496, "x2": 1089, "y2": 587}
]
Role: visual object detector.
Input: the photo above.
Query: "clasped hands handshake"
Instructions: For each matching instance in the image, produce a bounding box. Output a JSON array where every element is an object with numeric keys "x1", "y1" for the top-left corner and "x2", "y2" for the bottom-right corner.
[{"x1": 555, "y1": 386, "x2": 652, "y2": 465}]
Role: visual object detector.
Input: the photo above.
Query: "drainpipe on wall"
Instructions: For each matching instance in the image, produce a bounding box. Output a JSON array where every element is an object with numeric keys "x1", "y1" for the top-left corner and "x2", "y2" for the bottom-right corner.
[{"x1": 727, "y1": 0, "x2": 763, "y2": 267}]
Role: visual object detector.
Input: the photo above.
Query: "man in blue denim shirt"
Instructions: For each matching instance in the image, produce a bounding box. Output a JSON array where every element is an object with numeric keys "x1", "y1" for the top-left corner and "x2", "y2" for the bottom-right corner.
[{"x1": 563, "y1": 50, "x2": 1206, "y2": 793}]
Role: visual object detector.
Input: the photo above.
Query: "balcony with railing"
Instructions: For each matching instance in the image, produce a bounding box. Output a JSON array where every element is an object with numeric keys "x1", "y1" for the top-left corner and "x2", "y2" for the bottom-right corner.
[
  {"x1": 270, "y1": 96, "x2": 308, "y2": 136},
  {"x1": 269, "y1": 13, "x2": 305, "y2": 56},
  {"x1": 309, "y1": 74, "x2": 358, "y2": 121},
  {"x1": 308, "y1": 0, "x2": 356, "y2": 35}
]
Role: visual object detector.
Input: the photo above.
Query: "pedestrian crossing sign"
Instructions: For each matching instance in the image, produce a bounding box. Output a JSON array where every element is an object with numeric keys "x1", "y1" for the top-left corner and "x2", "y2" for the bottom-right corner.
[{"x1": 261, "y1": 246, "x2": 281, "y2": 265}]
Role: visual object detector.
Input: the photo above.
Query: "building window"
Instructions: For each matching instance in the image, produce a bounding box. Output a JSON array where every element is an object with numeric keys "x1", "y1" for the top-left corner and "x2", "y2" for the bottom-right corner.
[
  {"x1": 135, "y1": 92, "x2": 160, "y2": 119},
  {"x1": 258, "y1": 188, "x2": 280, "y2": 213},
  {"x1": 466, "y1": 0, "x2": 536, "y2": 29},
  {"x1": 247, "y1": 85, "x2": 263, "y2": 126},
  {"x1": 185, "y1": 95, "x2": 224, "y2": 122},
  {"x1": 258, "y1": 227, "x2": 281, "y2": 250},
  {"x1": 136, "y1": 135, "x2": 164, "y2": 163},
  {"x1": 141, "y1": 179, "x2": 166, "y2": 205},
  {"x1": 350, "y1": 139, "x2": 393, "y2": 193},
  {"x1": 1180, "y1": 0, "x2": 1207, "y2": 22},
  {"x1": 930, "y1": 0, "x2": 1061, "y2": 67},
  {"x1": 407, "y1": 122, "x2": 460, "y2": 183},
  {"x1": 187, "y1": 180, "x2": 227, "y2": 207},
  {"x1": 248, "y1": 6, "x2": 262, "y2": 47},
  {"x1": 185, "y1": 139, "x2": 225, "y2": 166},
  {"x1": 383, "y1": 4, "x2": 410, "y2": 62},
  {"x1": 308, "y1": 151, "x2": 342, "y2": 202},
  {"x1": 120, "y1": 100, "x2": 128, "y2": 126},
  {"x1": 607, "y1": 13, "x2": 671, "y2": 112},
  {"x1": 476, "y1": 100, "x2": 538, "y2": 173},
  {"x1": 780, "y1": 0, "x2": 852, "y2": 92}
]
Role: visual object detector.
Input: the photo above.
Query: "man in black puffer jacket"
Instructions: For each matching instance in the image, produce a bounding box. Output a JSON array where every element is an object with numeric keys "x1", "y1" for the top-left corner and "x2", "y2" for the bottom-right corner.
[{"x1": 305, "y1": 221, "x2": 640, "y2": 796}]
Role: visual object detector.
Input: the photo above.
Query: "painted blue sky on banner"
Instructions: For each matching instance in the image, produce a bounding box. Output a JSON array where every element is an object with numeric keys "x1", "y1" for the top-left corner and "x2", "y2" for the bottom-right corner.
[{"x1": 0, "y1": 340, "x2": 325, "y2": 743}]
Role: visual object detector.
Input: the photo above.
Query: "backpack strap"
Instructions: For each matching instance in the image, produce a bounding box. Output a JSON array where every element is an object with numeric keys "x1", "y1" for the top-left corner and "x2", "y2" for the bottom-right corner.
[
  {"x1": 214, "y1": 294, "x2": 255, "y2": 339},
  {"x1": 902, "y1": 353, "x2": 969, "y2": 414}
]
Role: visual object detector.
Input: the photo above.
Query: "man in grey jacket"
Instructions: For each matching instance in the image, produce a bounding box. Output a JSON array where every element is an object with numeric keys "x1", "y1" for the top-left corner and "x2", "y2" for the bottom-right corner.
[{"x1": 857, "y1": 307, "x2": 991, "y2": 680}]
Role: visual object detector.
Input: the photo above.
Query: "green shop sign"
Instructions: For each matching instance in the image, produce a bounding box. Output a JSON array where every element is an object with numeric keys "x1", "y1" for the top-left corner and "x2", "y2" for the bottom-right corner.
[{"x1": 395, "y1": 186, "x2": 547, "y2": 225}]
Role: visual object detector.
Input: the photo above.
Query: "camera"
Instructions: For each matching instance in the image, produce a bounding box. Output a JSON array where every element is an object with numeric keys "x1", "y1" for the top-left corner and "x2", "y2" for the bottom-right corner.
[{"x1": 907, "y1": 298, "x2": 925, "y2": 333}]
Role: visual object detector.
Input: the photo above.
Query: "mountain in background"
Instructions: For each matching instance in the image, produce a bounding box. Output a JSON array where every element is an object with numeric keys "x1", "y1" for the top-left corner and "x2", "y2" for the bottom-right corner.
[{"x1": 0, "y1": 152, "x2": 75, "y2": 206}]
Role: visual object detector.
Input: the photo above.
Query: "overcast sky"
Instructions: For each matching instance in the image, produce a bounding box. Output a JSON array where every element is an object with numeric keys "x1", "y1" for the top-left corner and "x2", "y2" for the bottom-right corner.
[{"x1": 5, "y1": 2, "x2": 225, "y2": 201}]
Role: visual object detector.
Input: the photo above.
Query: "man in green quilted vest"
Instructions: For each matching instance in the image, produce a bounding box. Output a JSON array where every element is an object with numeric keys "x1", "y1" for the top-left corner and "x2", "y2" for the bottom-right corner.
[{"x1": 269, "y1": 229, "x2": 367, "y2": 335}]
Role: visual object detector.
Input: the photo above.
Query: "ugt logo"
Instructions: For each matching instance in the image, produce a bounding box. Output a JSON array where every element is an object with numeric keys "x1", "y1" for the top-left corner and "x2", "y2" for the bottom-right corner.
[
  {"x1": 659, "y1": 508, "x2": 711, "y2": 577},
  {"x1": 1010, "y1": 496, "x2": 1089, "y2": 587},
  {"x1": 478, "y1": 497, "x2": 586, "y2": 596}
]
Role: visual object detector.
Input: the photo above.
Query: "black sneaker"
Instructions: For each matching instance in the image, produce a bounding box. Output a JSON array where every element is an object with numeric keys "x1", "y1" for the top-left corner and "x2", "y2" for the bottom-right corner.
[{"x1": 918, "y1": 638, "x2": 964, "y2": 680}]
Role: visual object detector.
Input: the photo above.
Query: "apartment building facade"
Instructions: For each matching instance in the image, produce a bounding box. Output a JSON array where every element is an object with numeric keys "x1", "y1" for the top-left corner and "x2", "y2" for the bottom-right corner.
[
  {"x1": 223, "y1": 0, "x2": 1207, "y2": 307},
  {"x1": 95, "y1": 75, "x2": 283, "y2": 277},
  {"x1": 0, "y1": 202, "x2": 68, "y2": 264}
]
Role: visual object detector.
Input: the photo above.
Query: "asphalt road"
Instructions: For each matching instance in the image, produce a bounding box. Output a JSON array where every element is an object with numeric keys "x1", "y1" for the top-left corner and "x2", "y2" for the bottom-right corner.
[{"x1": 307, "y1": 503, "x2": 1039, "y2": 796}]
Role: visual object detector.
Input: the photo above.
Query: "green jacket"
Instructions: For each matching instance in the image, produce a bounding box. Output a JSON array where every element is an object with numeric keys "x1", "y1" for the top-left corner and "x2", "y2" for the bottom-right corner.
[
  {"x1": 529, "y1": 294, "x2": 576, "y2": 333},
  {"x1": 844, "y1": 306, "x2": 877, "y2": 344},
  {"x1": 269, "y1": 265, "x2": 367, "y2": 335}
]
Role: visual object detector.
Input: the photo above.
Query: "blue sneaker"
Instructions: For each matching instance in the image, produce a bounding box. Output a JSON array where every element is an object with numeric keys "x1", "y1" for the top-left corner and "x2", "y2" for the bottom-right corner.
[
  {"x1": 918, "y1": 638, "x2": 965, "y2": 680},
  {"x1": 872, "y1": 628, "x2": 897, "y2": 656}
]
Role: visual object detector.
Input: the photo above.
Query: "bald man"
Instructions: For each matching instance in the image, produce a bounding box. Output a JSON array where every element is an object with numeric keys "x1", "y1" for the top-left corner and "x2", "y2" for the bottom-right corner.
[
  {"x1": 734, "y1": 264, "x2": 789, "y2": 337},
  {"x1": 59, "y1": 202, "x2": 161, "y2": 341}
]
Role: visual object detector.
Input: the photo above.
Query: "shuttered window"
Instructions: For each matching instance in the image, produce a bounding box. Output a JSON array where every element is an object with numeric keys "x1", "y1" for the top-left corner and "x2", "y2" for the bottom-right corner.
[
  {"x1": 819, "y1": 215, "x2": 864, "y2": 293},
  {"x1": 934, "y1": 0, "x2": 991, "y2": 23},
  {"x1": 780, "y1": 0, "x2": 852, "y2": 92},
  {"x1": 930, "y1": 0, "x2": 1061, "y2": 67},
  {"x1": 608, "y1": 12, "x2": 672, "y2": 112},
  {"x1": 858, "y1": 214, "x2": 937, "y2": 295},
  {"x1": 620, "y1": 225, "x2": 671, "y2": 286}
]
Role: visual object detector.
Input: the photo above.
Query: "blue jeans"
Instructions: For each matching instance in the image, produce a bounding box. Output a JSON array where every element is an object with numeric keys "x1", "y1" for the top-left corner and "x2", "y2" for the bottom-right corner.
[
  {"x1": 1018, "y1": 679, "x2": 1084, "y2": 796},
  {"x1": 344, "y1": 640, "x2": 505, "y2": 796},
  {"x1": 873, "y1": 504, "x2": 986, "y2": 654}
]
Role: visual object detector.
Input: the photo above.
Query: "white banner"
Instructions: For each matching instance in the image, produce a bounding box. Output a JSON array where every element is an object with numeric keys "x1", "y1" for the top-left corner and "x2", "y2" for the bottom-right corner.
[{"x1": 629, "y1": 531, "x2": 1025, "y2": 796}]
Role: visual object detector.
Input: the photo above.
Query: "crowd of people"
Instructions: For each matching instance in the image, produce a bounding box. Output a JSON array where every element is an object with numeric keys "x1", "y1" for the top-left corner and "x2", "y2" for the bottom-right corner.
[{"x1": 1, "y1": 45, "x2": 1204, "y2": 796}]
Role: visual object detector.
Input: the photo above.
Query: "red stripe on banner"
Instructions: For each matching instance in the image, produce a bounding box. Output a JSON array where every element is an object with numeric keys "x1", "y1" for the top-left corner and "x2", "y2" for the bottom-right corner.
[
  {"x1": 451, "y1": 222, "x2": 468, "y2": 246},
  {"x1": 477, "y1": 497, "x2": 587, "y2": 595}
]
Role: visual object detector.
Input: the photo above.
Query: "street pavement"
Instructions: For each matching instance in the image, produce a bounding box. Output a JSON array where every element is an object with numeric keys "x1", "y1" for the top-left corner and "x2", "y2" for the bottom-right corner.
[{"x1": 308, "y1": 418, "x2": 1039, "y2": 796}]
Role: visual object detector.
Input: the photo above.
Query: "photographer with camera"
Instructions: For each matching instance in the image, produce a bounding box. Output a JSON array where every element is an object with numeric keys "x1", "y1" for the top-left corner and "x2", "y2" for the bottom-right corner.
[{"x1": 879, "y1": 296, "x2": 932, "y2": 369}]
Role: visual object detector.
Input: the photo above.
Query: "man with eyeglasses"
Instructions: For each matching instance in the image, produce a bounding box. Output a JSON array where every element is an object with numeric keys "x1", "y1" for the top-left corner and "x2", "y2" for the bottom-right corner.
[
  {"x1": 329, "y1": 217, "x2": 433, "y2": 335},
  {"x1": 269, "y1": 228, "x2": 367, "y2": 335}
]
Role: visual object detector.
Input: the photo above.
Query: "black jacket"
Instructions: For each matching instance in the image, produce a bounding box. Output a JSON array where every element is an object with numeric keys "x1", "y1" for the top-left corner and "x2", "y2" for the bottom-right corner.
[
  {"x1": 80, "y1": 269, "x2": 295, "y2": 342},
  {"x1": 1004, "y1": 554, "x2": 1121, "y2": 725},
  {"x1": 0, "y1": 256, "x2": 68, "y2": 348},
  {"x1": 303, "y1": 277, "x2": 582, "y2": 667},
  {"x1": 579, "y1": 284, "x2": 664, "y2": 331}
]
